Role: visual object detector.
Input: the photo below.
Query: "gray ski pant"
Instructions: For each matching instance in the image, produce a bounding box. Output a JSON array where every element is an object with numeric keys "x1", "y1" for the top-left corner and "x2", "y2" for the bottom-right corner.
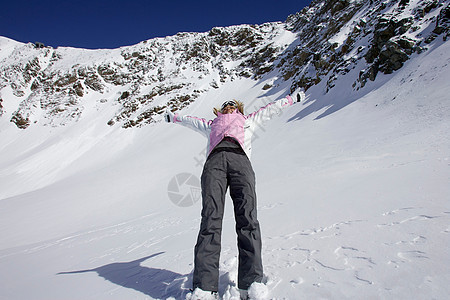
[{"x1": 193, "y1": 146, "x2": 263, "y2": 292}]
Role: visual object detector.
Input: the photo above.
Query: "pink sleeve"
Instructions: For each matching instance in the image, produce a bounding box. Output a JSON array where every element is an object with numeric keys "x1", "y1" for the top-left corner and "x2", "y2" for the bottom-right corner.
[{"x1": 286, "y1": 95, "x2": 293, "y2": 106}]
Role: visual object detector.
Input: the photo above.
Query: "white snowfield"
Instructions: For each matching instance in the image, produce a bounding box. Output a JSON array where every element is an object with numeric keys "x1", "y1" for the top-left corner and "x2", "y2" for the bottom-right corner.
[{"x1": 1, "y1": 29, "x2": 450, "y2": 300}]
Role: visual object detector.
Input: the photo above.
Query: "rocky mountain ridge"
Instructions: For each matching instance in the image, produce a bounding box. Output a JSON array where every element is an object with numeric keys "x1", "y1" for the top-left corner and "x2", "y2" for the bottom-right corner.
[{"x1": 0, "y1": 0, "x2": 448, "y2": 129}]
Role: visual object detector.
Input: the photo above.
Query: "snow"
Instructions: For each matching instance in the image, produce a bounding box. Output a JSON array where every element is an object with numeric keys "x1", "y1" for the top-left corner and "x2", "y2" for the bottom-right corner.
[
  {"x1": 0, "y1": 36, "x2": 25, "y2": 61},
  {"x1": 0, "y1": 30, "x2": 450, "y2": 300},
  {"x1": 248, "y1": 283, "x2": 269, "y2": 300}
]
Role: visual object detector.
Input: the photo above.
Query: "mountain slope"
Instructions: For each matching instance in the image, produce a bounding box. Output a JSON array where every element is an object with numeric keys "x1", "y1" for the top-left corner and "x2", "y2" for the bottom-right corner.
[
  {"x1": 0, "y1": 37, "x2": 448, "y2": 300},
  {"x1": 1, "y1": 0, "x2": 448, "y2": 129}
]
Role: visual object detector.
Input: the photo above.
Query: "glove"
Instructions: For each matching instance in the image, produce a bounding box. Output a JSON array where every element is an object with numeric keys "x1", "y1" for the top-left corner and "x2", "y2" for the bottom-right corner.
[
  {"x1": 296, "y1": 91, "x2": 305, "y2": 103},
  {"x1": 164, "y1": 109, "x2": 175, "y2": 123}
]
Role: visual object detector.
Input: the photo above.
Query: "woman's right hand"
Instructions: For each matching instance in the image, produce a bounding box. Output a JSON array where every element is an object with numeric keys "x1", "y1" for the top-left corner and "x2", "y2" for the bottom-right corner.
[{"x1": 164, "y1": 109, "x2": 174, "y2": 123}]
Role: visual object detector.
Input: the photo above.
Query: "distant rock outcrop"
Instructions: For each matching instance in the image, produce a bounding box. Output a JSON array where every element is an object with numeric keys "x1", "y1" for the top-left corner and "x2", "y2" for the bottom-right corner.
[{"x1": 0, "y1": 0, "x2": 448, "y2": 129}]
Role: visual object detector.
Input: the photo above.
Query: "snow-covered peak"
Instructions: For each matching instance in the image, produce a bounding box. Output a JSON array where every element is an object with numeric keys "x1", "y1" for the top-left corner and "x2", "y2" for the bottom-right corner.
[{"x1": 0, "y1": 0, "x2": 448, "y2": 130}]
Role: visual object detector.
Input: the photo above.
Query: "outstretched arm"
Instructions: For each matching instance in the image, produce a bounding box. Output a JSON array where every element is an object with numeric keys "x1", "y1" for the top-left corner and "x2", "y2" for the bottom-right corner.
[
  {"x1": 164, "y1": 109, "x2": 211, "y2": 137},
  {"x1": 246, "y1": 95, "x2": 297, "y2": 125}
]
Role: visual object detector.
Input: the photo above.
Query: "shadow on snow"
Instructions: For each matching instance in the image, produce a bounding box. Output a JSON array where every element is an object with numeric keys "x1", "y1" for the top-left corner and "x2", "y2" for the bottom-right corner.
[{"x1": 58, "y1": 252, "x2": 191, "y2": 299}]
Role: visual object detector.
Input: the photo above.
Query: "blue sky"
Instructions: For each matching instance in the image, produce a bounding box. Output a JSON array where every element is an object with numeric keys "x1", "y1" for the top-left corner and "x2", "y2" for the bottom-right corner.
[{"x1": 1, "y1": 0, "x2": 311, "y2": 49}]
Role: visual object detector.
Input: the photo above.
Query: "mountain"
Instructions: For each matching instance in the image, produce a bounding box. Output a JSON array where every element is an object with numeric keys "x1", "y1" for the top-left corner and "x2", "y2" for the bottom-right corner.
[
  {"x1": 0, "y1": 0, "x2": 449, "y2": 299},
  {"x1": 1, "y1": 0, "x2": 448, "y2": 129}
]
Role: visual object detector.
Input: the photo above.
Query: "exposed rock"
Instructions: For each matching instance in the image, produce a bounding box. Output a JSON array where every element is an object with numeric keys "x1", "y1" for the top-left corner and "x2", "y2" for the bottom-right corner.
[
  {"x1": 366, "y1": 16, "x2": 414, "y2": 64},
  {"x1": 34, "y1": 42, "x2": 45, "y2": 49},
  {"x1": 433, "y1": 4, "x2": 450, "y2": 40},
  {"x1": 0, "y1": 0, "x2": 446, "y2": 129},
  {"x1": 84, "y1": 73, "x2": 104, "y2": 92},
  {"x1": 10, "y1": 111, "x2": 31, "y2": 129},
  {"x1": 73, "y1": 82, "x2": 84, "y2": 97},
  {"x1": 262, "y1": 83, "x2": 272, "y2": 90},
  {"x1": 377, "y1": 37, "x2": 415, "y2": 74},
  {"x1": 55, "y1": 73, "x2": 77, "y2": 87},
  {"x1": 120, "y1": 91, "x2": 130, "y2": 100},
  {"x1": 97, "y1": 65, "x2": 129, "y2": 85}
]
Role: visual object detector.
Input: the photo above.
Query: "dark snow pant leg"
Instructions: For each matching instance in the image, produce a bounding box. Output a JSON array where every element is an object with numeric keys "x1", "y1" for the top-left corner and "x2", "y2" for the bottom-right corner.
[
  {"x1": 227, "y1": 152, "x2": 263, "y2": 290},
  {"x1": 193, "y1": 152, "x2": 227, "y2": 292}
]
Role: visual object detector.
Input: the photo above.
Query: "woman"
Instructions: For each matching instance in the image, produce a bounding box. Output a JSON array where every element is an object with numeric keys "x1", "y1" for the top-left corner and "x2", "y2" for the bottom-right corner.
[{"x1": 165, "y1": 94, "x2": 297, "y2": 297}]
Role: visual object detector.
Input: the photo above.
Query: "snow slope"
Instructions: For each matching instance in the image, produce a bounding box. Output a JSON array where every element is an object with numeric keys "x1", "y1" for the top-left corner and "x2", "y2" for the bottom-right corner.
[{"x1": 0, "y1": 36, "x2": 449, "y2": 300}]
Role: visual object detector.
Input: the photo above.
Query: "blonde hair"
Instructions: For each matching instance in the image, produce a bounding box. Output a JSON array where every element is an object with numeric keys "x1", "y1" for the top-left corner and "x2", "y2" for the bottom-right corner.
[{"x1": 213, "y1": 100, "x2": 244, "y2": 116}]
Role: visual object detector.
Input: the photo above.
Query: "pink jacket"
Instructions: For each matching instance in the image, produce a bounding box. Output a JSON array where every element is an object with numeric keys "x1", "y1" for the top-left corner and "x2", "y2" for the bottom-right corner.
[{"x1": 172, "y1": 96, "x2": 294, "y2": 159}]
